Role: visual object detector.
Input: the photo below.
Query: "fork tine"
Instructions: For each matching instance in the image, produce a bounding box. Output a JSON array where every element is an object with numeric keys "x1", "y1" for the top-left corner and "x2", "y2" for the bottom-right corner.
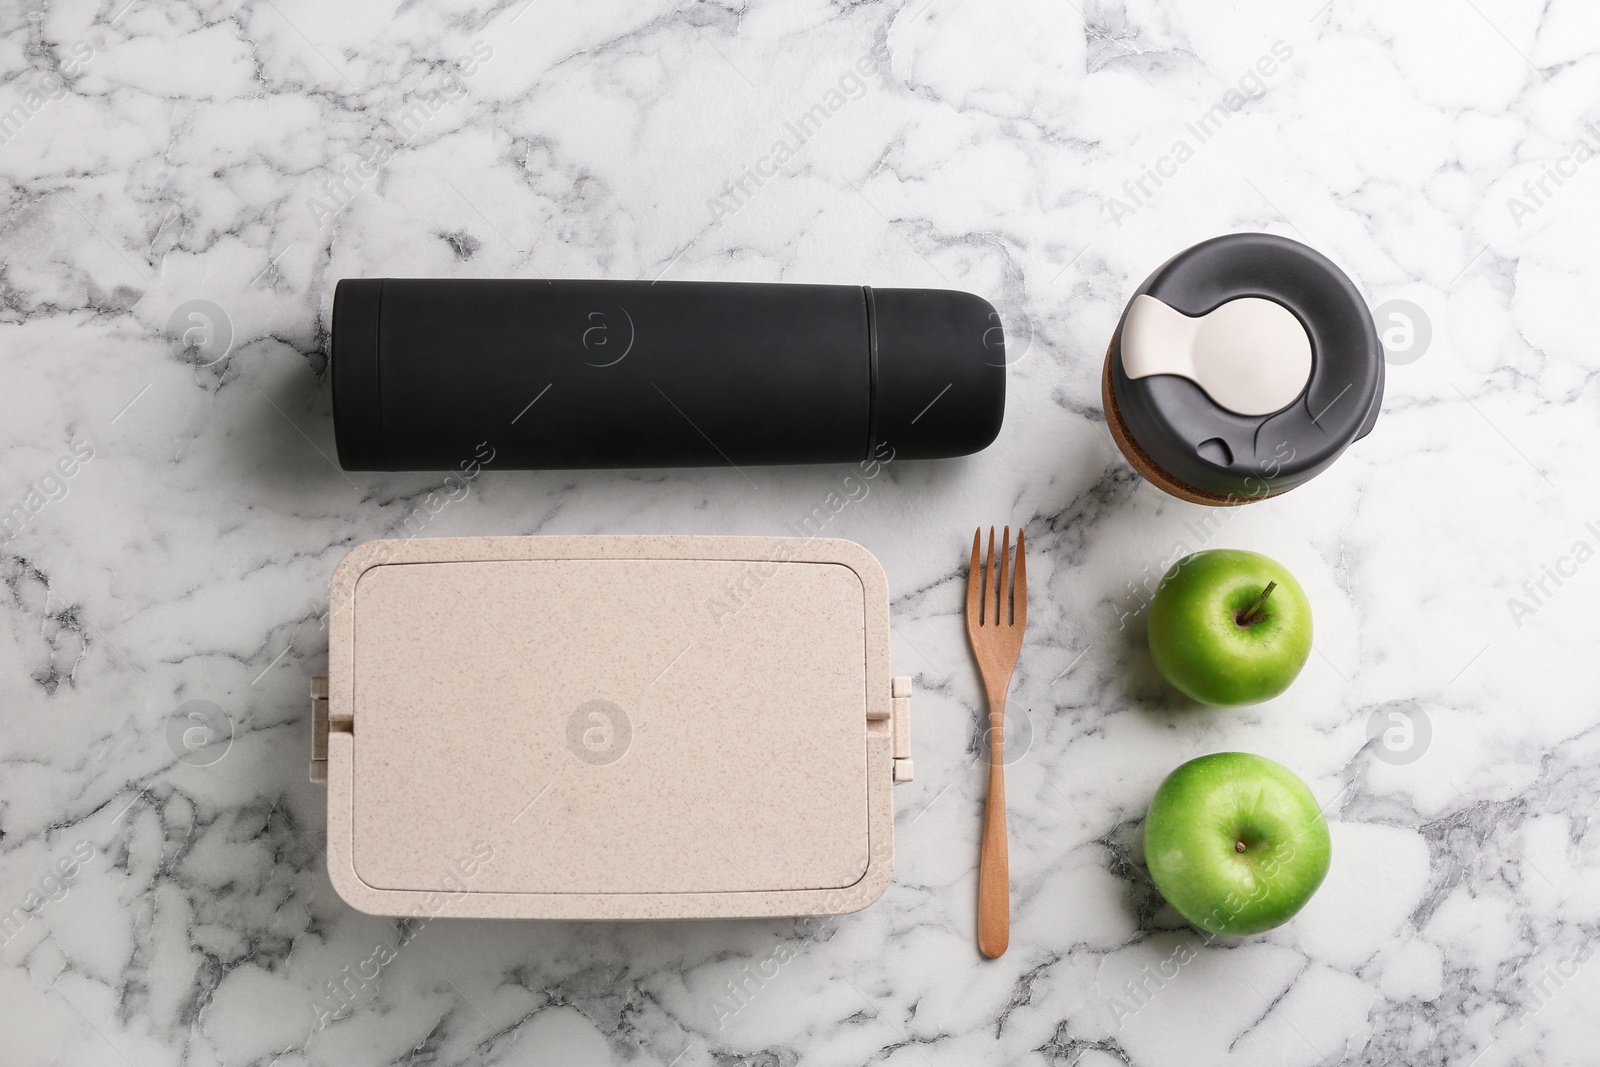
[
  {"x1": 985, "y1": 527, "x2": 997, "y2": 626},
  {"x1": 996, "y1": 526, "x2": 1010, "y2": 628},
  {"x1": 966, "y1": 528, "x2": 982, "y2": 623},
  {"x1": 1013, "y1": 529, "x2": 1027, "y2": 629}
]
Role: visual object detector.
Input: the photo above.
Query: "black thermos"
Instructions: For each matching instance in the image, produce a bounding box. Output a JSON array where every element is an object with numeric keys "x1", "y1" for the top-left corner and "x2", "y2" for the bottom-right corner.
[{"x1": 331, "y1": 279, "x2": 1006, "y2": 471}]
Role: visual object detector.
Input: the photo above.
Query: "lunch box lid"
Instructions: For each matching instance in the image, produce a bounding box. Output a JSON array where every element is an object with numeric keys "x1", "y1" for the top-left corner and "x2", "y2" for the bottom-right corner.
[{"x1": 312, "y1": 535, "x2": 910, "y2": 920}]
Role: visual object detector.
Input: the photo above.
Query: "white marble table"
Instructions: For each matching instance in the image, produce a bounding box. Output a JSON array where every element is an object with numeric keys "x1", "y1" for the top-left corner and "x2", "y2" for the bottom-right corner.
[{"x1": 2, "y1": 1, "x2": 1595, "y2": 1064}]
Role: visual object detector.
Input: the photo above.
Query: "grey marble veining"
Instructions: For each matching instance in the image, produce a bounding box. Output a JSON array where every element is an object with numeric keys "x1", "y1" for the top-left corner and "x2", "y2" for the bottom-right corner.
[{"x1": 2, "y1": 0, "x2": 1598, "y2": 1064}]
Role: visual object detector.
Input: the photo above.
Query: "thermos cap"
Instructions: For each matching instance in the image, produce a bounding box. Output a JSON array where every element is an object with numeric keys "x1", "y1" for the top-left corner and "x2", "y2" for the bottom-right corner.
[{"x1": 331, "y1": 279, "x2": 1007, "y2": 472}]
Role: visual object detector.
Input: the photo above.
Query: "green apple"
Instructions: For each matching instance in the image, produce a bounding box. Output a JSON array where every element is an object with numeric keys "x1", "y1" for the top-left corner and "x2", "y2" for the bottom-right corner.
[
  {"x1": 1147, "y1": 549, "x2": 1312, "y2": 706},
  {"x1": 1144, "y1": 752, "x2": 1331, "y2": 936}
]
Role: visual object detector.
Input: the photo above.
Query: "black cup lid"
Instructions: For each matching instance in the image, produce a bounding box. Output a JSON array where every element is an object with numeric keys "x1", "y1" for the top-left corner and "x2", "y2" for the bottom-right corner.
[{"x1": 1110, "y1": 233, "x2": 1383, "y2": 499}]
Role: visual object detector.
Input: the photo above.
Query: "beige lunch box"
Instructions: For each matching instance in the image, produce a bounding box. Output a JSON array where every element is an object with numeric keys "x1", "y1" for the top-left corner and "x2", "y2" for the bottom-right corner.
[{"x1": 310, "y1": 535, "x2": 913, "y2": 920}]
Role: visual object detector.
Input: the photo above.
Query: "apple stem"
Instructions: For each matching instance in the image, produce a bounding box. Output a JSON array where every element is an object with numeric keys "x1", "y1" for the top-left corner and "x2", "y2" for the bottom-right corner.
[
  {"x1": 1237, "y1": 581, "x2": 1277, "y2": 626},
  {"x1": 1235, "y1": 841, "x2": 1247, "y2": 853}
]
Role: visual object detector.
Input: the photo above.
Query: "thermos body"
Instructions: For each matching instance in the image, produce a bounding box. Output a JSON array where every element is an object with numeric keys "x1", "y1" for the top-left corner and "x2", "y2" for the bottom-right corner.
[{"x1": 331, "y1": 278, "x2": 1007, "y2": 472}]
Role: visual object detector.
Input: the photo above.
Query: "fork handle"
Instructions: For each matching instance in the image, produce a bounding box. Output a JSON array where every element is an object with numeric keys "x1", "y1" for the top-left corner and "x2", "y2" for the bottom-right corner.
[{"x1": 978, "y1": 703, "x2": 1009, "y2": 959}]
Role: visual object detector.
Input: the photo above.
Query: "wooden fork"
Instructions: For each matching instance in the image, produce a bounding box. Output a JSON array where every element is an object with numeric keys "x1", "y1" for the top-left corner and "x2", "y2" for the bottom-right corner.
[{"x1": 965, "y1": 525, "x2": 1026, "y2": 959}]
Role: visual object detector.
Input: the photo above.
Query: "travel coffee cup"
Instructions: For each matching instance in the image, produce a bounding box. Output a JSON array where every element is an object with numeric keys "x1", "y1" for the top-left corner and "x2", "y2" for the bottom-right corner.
[
  {"x1": 331, "y1": 278, "x2": 1007, "y2": 471},
  {"x1": 1103, "y1": 233, "x2": 1383, "y2": 504}
]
